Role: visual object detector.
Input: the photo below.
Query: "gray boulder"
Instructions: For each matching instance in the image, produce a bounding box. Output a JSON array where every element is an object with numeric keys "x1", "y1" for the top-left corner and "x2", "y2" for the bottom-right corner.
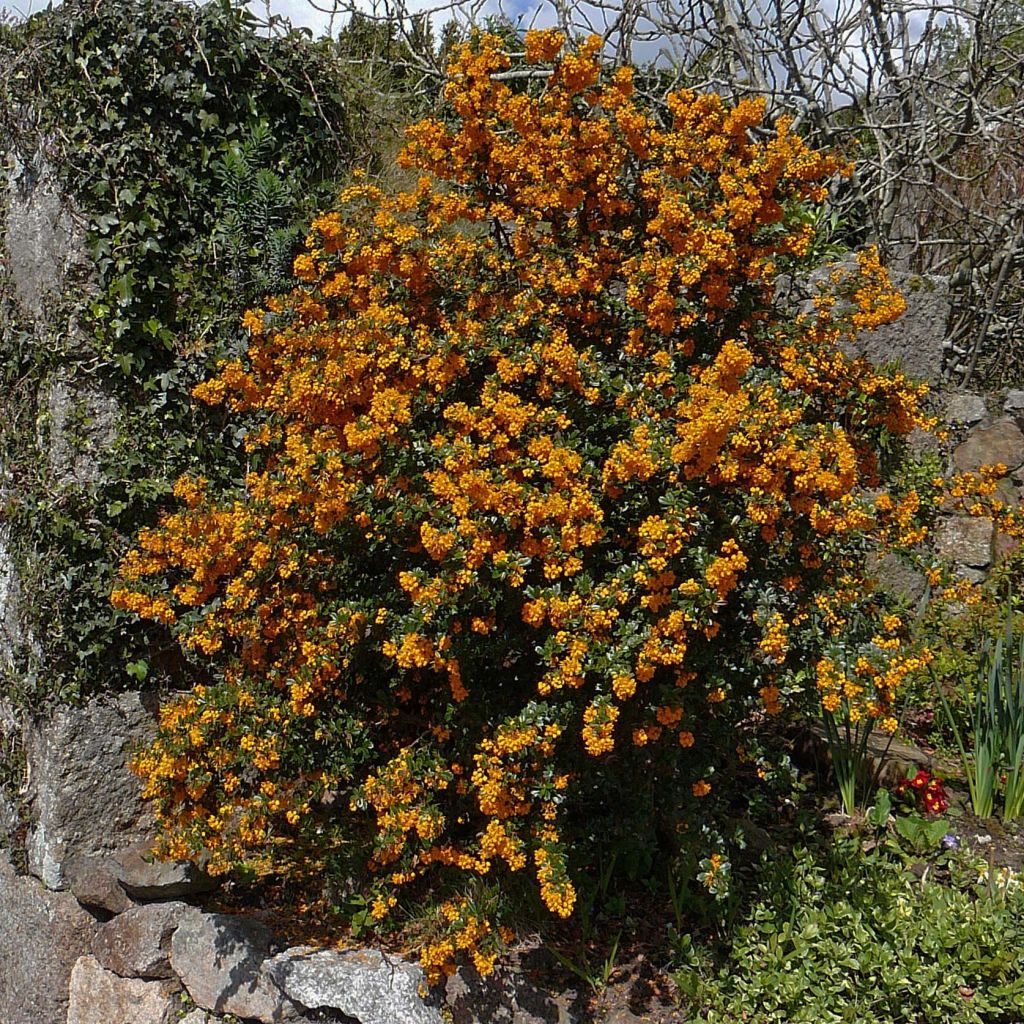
[
  {"x1": 846, "y1": 271, "x2": 950, "y2": 384},
  {"x1": 114, "y1": 840, "x2": 216, "y2": 900},
  {"x1": 0, "y1": 790, "x2": 16, "y2": 847},
  {"x1": 944, "y1": 392, "x2": 987, "y2": 426},
  {"x1": 178, "y1": 1012, "x2": 213, "y2": 1024},
  {"x1": 92, "y1": 900, "x2": 189, "y2": 979},
  {"x1": 1005, "y1": 390, "x2": 1024, "y2": 417},
  {"x1": 65, "y1": 842, "x2": 215, "y2": 911},
  {"x1": 867, "y1": 551, "x2": 927, "y2": 605},
  {"x1": 67, "y1": 955, "x2": 180, "y2": 1024},
  {"x1": 994, "y1": 479, "x2": 1023, "y2": 563},
  {"x1": 996, "y1": 477, "x2": 1022, "y2": 506},
  {"x1": 0, "y1": 699, "x2": 19, "y2": 845},
  {"x1": 42, "y1": 369, "x2": 119, "y2": 489},
  {"x1": 64, "y1": 853, "x2": 135, "y2": 914},
  {"x1": 933, "y1": 516, "x2": 994, "y2": 569},
  {"x1": 778, "y1": 264, "x2": 949, "y2": 384},
  {"x1": 797, "y1": 726, "x2": 932, "y2": 790},
  {"x1": 266, "y1": 947, "x2": 443, "y2": 1024},
  {"x1": 4, "y1": 152, "x2": 84, "y2": 316},
  {"x1": 444, "y1": 948, "x2": 581, "y2": 1024},
  {"x1": 0, "y1": 851, "x2": 98, "y2": 1024},
  {"x1": 24, "y1": 691, "x2": 157, "y2": 889},
  {"x1": 956, "y1": 566, "x2": 987, "y2": 583},
  {"x1": 170, "y1": 909, "x2": 300, "y2": 1022},
  {"x1": 0, "y1": 522, "x2": 22, "y2": 673}
]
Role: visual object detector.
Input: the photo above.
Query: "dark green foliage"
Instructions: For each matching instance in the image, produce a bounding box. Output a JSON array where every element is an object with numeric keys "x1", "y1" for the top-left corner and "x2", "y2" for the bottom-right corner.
[
  {"x1": 212, "y1": 123, "x2": 306, "y2": 301},
  {"x1": 0, "y1": 0, "x2": 398, "y2": 705},
  {"x1": 2, "y1": 0, "x2": 353, "y2": 366}
]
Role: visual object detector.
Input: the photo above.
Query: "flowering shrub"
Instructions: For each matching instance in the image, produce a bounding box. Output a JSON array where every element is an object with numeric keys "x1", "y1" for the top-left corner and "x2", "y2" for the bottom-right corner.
[{"x1": 113, "y1": 31, "x2": 1024, "y2": 977}]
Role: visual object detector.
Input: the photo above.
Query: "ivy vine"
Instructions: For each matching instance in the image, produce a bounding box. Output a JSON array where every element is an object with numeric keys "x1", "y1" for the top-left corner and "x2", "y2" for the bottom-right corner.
[{"x1": 0, "y1": 0, "x2": 432, "y2": 705}]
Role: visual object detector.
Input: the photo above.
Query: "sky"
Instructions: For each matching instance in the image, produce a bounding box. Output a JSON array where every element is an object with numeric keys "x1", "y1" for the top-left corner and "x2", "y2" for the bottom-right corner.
[{"x1": 0, "y1": 0, "x2": 536, "y2": 32}]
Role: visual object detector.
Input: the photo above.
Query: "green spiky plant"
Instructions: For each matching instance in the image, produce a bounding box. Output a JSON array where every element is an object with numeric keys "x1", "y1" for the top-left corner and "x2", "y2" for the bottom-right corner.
[{"x1": 934, "y1": 592, "x2": 1024, "y2": 820}]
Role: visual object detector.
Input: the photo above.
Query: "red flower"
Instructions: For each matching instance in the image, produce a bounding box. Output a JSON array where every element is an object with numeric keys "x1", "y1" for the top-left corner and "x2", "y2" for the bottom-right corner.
[
  {"x1": 922, "y1": 777, "x2": 949, "y2": 814},
  {"x1": 895, "y1": 770, "x2": 949, "y2": 815}
]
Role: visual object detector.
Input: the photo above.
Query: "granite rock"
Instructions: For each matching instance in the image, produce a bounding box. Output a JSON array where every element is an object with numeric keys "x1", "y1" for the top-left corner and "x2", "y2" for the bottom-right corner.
[
  {"x1": 0, "y1": 700, "x2": 19, "y2": 845},
  {"x1": 4, "y1": 152, "x2": 83, "y2": 316},
  {"x1": 945, "y1": 392, "x2": 986, "y2": 425},
  {"x1": 64, "y1": 853, "x2": 134, "y2": 914},
  {"x1": 24, "y1": 691, "x2": 157, "y2": 889},
  {"x1": 67, "y1": 955, "x2": 179, "y2": 1024},
  {"x1": 266, "y1": 946, "x2": 443, "y2": 1024},
  {"x1": 953, "y1": 419, "x2": 1024, "y2": 474},
  {"x1": 443, "y1": 944, "x2": 581, "y2": 1024},
  {"x1": 868, "y1": 551, "x2": 928, "y2": 604},
  {"x1": 0, "y1": 522, "x2": 22, "y2": 672},
  {"x1": 846, "y1": 270, "x2": 949, "y2": 384},
  {"x1": 0, "y1": 790, "x2": 16, "y2": 847},
  {"x1": 0, "y1": 851, "x2": 98, "y2": 1024},
  {"x1": 114, "y1": 840, "x2": 217, "y2": 900},
  {"x1": 170, "y1": 909, "x2": 299, "y2": 1022},
  {"x1": 92, "y1": 900, "x2": 189, "y2": 978},
  {"x1": 42, "y1": 370, "x2": 118, "y2": 489},
  {"x1": 178, "y1": 1012, "x2": 212, "y2": 1024},
  {"x1": 933, "y1": 516, "x2": 994, "y2": 569},
  {"x1": 778, "y1": 265, "x2": 949, "y2": 383}
]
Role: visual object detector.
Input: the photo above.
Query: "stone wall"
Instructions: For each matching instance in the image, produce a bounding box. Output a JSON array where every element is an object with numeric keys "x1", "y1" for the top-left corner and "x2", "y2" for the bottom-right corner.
[
  {"x1": 0, "y1": 149, "x2": 114, "y2": 676},
  {"x1": 937, "y1": 391, "x2": 1024, "y2": 581}
]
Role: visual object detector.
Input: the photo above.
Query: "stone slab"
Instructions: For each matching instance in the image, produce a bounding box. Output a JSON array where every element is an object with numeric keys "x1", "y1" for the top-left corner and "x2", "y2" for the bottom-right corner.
[
  {"x1": 266, "y1": 946, "x2": 443, "y2": 1024},
  {"x1": 24, "y1": 691, "x2": 157, "y2": 889},
  {"x1": 4, "y1": 153, "x2": 81, "y2": 316},
  {"x1": 42, "y1": 370, "x2": 118, "y2": 489},
  {"x1": 64, "y1": 853, "x2": 135, "y2": 914},
  {"x1": 92, "y1": 900, "x2": 189, "y2": 978},
  {"x1": 444, "y1": 944, "x2": 581, "y2": 1024},
  {"x1": 954, "y1": 419, "x2": 1024, "y2": 473},
  {"x1": 945, "y1": 392, "x2": 987, "y2": 425},
  {"x1": 170, "y1": 909, "x2": 299, "y2": 1022},
  {"x1": 114, "y1": 840, "x2": 217, "y2": 900},
  {"x1": 0, "y1": 851, "x2": 98, "y2": 1024},
  {"x1": 846, "y1": 270, "x2": 950, "y2": 384},
  {"x1": 0, "y1": 523, "x2": 22, "y2": 672},
  {"x1": 933, "y1": 516, "x2": 994, "y2": 569},
  {"x1": 67, "y1": 955, "x2": 179, "y2": 1024}
]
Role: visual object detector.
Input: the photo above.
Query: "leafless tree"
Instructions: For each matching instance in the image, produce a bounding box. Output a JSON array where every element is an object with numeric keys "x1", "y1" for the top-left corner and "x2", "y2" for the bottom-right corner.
[{"x1": 274, "y1": 0, "x2": 1024, "y2": 386}]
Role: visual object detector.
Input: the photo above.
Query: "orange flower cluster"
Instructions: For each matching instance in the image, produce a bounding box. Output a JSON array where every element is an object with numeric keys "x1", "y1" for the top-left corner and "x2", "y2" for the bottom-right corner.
[{"x1": 112, "y1": 30, "x2": 1024, "y2": 978}]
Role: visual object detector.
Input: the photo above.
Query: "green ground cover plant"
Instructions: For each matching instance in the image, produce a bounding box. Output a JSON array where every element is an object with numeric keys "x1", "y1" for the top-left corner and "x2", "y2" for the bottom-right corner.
[{"x1": 685, "y1": 838, "x2": 1024, "y2": 1023}]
